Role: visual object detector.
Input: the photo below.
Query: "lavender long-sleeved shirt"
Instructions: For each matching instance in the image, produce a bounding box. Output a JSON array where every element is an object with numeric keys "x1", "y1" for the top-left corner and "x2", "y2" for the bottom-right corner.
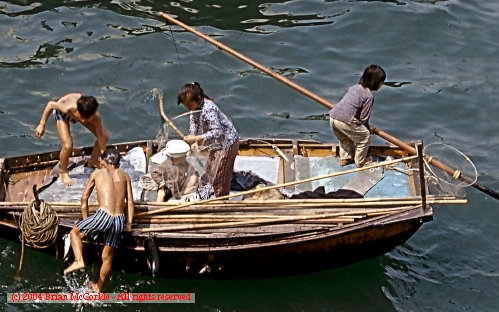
[
  {"x1": 189, "y1": 98, "x2": 238, "y2": 151},
  {"x1": 329, "y1": 84, "x2": 374, "y2": 127}
]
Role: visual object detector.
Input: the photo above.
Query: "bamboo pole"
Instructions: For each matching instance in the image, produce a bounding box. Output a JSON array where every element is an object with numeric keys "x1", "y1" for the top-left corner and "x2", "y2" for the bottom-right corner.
[
  {"x1": 56, "y1": 211, "x2": 369, "y2": 223},
  {"x1": 0, "y1": 195, "x2": 459, "y2": 207},
  {"x1": 134, "y1": 218, "x2": 356, "y2": 224},
  {"x1": 134, "y1": 156, "x2": 417, "y2": 217},
  {"x1": 158, "y1": 12, "x2": 499, "y2": 201},
  {"x1": 158, "y1": 12, "x2": 333, "y2": 111},
  {"x1": 133, "y1": 195, "x2": 460, "y2": 206},
  {"x1": 0, "y1": 196, "x2": 466, "y2": 214}
]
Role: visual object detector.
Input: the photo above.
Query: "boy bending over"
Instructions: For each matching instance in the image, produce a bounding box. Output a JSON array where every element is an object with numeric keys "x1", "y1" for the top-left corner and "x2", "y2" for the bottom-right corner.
[{"x1": 35, "y1": 93, "x2": 110, "y2": 186}]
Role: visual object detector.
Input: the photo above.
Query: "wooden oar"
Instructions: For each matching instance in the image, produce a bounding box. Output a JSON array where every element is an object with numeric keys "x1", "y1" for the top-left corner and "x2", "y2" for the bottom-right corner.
[
  {"x1": 158, "y1": 12, "x2": 499, "y2": 201},
  {"x1": 134, "y1": 156, "x2": 417, "y2": 217}
]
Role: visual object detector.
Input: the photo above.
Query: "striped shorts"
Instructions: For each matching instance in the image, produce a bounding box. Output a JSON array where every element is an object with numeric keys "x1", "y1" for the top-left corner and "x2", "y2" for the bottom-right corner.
[
  {"x1": 53, "y1": 110, "x2": 77, "y2": 124},
  {"x1": 77, "y1": 209, "x2": 125, "y2": 248}
]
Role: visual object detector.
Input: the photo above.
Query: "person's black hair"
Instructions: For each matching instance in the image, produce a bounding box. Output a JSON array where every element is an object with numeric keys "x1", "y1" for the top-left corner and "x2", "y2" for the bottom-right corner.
[
  {"x1": 359, "y1": 65, "x2": 386, "y2": 91},
  {"x1": 100, "y1": 149, "x2": 120, "y2": 166},
  {"x1": 76, "y1": 95, "x2": 99, "y2": 117},
  {"x1": 177, "y1": 82, "x2": 211, "y2": 105}
]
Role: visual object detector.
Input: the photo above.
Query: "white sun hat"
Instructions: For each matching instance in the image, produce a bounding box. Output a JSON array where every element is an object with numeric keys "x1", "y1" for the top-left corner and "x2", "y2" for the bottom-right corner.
[
  {"x1": 150, "y1": 148, "x2": 168, "y2": 164},
  {"x1": 164, "y1": 140, "x2": 190, "y2": 158}
]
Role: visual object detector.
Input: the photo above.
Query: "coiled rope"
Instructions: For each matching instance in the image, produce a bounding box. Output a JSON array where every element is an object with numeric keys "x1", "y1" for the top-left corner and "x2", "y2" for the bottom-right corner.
[
  {"x1": 16, "y1": 197, "x2": 59, "y2": 279},
  {"x1": 19, "y1": 198, "x2": 59, "y2": 249}
]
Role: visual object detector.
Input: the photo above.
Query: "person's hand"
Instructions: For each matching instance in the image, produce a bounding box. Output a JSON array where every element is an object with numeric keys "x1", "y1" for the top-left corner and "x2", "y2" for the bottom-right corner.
[
  {"x1": 190, "y1": 141, "x2": 199, "y2": 151},
  {"x1": 184, "y1": 135, "x2": 200, "y2": 145},
  {"x1": 35, "y1": 124, "x2": 45, "y2": 138},
  {"x1": 124, "y1": 223, "x2": 132, "y2": 232}
]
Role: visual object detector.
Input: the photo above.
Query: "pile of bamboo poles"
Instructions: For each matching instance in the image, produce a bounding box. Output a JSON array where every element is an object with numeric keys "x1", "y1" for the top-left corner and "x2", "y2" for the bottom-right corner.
[{"x1": 1, "y1": 195, "x2": 466, "y2": 234}]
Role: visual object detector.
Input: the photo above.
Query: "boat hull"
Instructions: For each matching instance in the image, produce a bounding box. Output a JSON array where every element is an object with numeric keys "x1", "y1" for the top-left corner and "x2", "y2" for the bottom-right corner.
[
  {"x1": 0, "y1": 138, "x2": 435, "y2": 278},
  {"x1": 0, "y1": 205, "x2": 432, "y2": 278}
]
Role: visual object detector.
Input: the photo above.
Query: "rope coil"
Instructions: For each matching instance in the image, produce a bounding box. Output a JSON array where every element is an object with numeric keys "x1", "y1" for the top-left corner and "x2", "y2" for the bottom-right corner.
[{"x1": 19, "y1": 199, "x2": 59, "y2": 249}]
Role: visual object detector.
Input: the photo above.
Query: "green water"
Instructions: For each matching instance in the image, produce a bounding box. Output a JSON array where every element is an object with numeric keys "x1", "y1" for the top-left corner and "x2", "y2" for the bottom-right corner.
[{"x1": 1, "y1": 0, "x2": 498, "y2": 311}]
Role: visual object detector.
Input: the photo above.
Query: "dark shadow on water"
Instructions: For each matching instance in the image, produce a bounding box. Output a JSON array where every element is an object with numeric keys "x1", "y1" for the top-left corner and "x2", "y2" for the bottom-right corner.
[{"x1": 1, "y1": 236, "x2": 398, "y2": 311}]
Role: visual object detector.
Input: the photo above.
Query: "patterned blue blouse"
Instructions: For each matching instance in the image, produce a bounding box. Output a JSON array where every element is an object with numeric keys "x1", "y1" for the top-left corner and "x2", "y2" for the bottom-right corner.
[{"x1": 189, "y1": 98, "x2": 239, "y2": 151}]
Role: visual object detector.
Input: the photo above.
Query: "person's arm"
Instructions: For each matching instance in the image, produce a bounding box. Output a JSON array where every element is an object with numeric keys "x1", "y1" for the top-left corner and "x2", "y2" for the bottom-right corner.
[
  {"x1": 185, "y1": 113, "x2": 203, "y2": 144},
  {"x1": 80, "y1": 172, "x2": 96, "y2": 219},
  {"x1": 124, "y1": 174, "x2": 135, "y2": 232},
  {"x1": 183, "y1": 174, "x2": 198, "y2": 195},
  {"x1": 189, "y1": 112, "x2": 200, "y2": 136},
  {"x1": 84, "y1": 111, "x2": 109, "y2": 153},
  {"x1": 92, "y1": 112, "x2": 108, "y2": 153},
  {"x1": 35, "y1": 100, "x2": 61, "y2": 138},
  {"x1": 150, "y1": 163, "x2": 166, "y2": 189}
]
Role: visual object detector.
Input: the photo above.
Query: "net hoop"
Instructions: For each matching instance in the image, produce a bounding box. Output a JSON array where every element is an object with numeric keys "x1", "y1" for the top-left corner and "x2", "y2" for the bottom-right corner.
[{"x1": 423, "y1": 143, "x2": 477, "y2": 188}]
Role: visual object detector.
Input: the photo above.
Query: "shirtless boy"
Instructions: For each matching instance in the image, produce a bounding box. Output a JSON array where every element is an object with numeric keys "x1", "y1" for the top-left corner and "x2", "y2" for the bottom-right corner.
[
  {"x1": 35, "y1": 93, "x2": 110, "y2": 186},
  {"x1": 63, "y1": 149, "x2": 134, "y2": 293}
]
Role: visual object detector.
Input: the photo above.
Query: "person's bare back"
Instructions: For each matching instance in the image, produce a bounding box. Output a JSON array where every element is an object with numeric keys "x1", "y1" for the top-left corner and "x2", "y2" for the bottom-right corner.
[
  {"x1": 91, "y1": 168, "x2": 130, "y2": 216},
  {"x1": 81, "y1": 163, "x2": 134, "y2": 230}
]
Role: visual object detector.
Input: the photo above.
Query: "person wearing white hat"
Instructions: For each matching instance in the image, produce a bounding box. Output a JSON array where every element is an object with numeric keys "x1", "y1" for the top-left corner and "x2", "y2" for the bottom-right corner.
[{"x1": 150, "y1": 140, "x2": 199, "y2": 202}]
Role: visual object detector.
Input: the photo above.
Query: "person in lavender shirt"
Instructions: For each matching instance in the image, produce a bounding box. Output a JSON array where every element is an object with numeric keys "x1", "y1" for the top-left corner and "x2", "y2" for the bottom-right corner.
[
  {"x1": 329, "y1": 65, "x2": 386, "y2": 168},
  {"x1": 177, "y1": 82, "x2": 239, "y2": 197}
]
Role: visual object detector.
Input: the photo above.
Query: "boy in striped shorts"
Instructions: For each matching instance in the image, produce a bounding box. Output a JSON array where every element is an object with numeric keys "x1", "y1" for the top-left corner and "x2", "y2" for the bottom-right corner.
[{"x1": 63, "y1": 149, "x2": 134, "y2": 293}]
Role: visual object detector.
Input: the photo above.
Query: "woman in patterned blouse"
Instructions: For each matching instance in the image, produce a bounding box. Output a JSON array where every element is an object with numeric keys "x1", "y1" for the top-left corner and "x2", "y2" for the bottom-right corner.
[{"x1": 177, "y1": 82, "x2": 239, "y2": 197}]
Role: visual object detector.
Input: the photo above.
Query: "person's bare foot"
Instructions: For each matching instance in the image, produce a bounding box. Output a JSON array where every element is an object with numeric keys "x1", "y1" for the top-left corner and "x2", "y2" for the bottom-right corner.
[
  {"x1": 90, "y1": 281, "x2": 100, "y2": 293},
  {"x1": 356, "y1": 156, "x2": 373, "y2": 168},
  {"x1": 60, "y1": 172, "x2": 74, "y2": 186},
  {"x1": 340, "y1": 159, "x2": 354, "y2": 166},
  {"x1": 63, "y1": 260, "x2": 85, "y2": 275}
]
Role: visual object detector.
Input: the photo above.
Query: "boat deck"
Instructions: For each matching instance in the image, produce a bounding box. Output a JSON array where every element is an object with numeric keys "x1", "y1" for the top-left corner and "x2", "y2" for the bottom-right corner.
[
  {"x1": 2, "y1": 144, "x2": 423, "y2": 241},
  {"x1": 6, "y1": 149, "x2": 416, "y2": 204}
]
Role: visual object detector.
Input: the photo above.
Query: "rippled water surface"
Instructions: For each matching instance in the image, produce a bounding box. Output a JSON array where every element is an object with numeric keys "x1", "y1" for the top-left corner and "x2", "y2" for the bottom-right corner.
[{"x1": 1, "y1": 0, "x2": 498, "y2": 311}]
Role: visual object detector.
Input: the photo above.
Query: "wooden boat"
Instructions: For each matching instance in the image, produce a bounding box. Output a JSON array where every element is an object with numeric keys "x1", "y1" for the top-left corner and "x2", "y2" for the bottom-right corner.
[{"x1": 0, "y1": 138, "x2": 465, "y2": 278}]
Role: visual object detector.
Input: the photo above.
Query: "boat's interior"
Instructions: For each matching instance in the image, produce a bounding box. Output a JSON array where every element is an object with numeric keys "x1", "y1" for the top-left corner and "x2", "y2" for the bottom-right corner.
[
  {"x1": 1, "y1": 139, "x2": 455, "y2": 258},
  {"x1": 1, "y1": 139, "x2": 420, "y2": 204}
]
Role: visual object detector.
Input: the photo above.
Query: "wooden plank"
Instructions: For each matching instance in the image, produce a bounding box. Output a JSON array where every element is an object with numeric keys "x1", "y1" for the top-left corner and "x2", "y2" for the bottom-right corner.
[{"x1": 6, "y1": 170, "x2": 50, "y2": 202}]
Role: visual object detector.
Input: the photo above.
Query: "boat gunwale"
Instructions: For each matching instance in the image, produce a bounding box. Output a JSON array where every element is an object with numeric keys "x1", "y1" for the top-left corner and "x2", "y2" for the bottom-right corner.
[{"x1": 1, "y1": 138, "x2": 413, "y2": 173}]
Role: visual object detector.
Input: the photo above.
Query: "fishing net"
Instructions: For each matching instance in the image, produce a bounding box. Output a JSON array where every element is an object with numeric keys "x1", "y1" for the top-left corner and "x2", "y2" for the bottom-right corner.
[
  {"x1": 148, "y1": 89, "x2": 237, "y2": 202},
  {"x1": 423, "y1": 143, "x2": 477, "y2": 198}
]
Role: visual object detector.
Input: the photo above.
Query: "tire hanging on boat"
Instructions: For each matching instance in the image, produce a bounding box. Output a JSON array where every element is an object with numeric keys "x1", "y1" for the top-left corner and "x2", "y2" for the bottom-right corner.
[{"x1": 143, "y1": 236, "x2": 160, "y2": 277}]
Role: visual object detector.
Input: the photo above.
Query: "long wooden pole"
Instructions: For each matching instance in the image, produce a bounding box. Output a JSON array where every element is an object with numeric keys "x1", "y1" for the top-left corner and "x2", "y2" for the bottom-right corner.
[
  {"x1": 159, "y1": 13, "x2": 334, "y2": 111},
  {"x1": 158, "y1": 12, "x2": 499, "y2": 201},
  {"x1": 0, "y1": 195, "x2": 464, "y2": 209},
  {"x1": 0, "y1": 197, "x2": 467, "y2": 216}
]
